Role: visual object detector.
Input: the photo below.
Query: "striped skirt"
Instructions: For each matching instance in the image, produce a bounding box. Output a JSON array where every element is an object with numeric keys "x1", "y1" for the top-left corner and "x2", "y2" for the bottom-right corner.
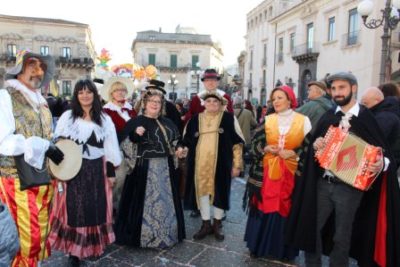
[
  {"x1": 0, "y1": 177, "x2": 53, "y2": 267},
  {"x1": 47, "y1": 159, "x2": 114, "y2": 259}
]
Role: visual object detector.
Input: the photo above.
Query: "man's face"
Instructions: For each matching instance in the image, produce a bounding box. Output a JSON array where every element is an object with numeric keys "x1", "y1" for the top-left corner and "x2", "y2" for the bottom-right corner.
[
  {"x1": 18, "y1": 57, "x2": 46, "y2": 90},
  {"x1": 331, "y1": 79, "x2": 355, "y2": 106},
  {"x1": 203, "y1": 78, "x2": 219, "y2": 91}
]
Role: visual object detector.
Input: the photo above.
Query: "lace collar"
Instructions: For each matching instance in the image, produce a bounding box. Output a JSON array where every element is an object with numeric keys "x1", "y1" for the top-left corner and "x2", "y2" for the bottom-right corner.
[{"x1": 5, "y1": 79, "x2": 47, "y2": 111}]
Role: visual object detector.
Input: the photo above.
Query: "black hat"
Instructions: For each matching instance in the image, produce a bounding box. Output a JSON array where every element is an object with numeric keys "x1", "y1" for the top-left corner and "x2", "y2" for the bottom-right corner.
[
  {"x1": 145, "y1": 79, "x2": 166, "y2": 94},
  {"x1": 201, "y1": 68, "x2": 221, "y2": 81}
]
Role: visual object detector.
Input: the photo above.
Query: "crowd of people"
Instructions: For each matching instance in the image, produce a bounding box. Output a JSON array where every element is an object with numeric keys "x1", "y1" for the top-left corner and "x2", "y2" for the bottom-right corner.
[{"x1": 1, "y1": 51, "x2": 400, "y2": 267}]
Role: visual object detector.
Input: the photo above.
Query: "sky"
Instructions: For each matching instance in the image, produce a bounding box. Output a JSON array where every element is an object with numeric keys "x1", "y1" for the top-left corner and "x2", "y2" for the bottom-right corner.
[{"x1": 2, "y1": 0, "x2": 262, "y2": 67}]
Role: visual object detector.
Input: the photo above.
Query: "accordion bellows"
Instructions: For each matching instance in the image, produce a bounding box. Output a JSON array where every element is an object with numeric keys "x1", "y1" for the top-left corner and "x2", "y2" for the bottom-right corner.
[{"x1": 315, "y1": 126, "x2": 382, "y2": 191}]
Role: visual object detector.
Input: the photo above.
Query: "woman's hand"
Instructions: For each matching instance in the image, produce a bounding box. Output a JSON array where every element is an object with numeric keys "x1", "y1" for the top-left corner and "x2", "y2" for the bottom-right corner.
[
  {"x1": 263, "y1": 145, "x2": 279, "y2": 155},
  {"x1": 278, "y1": 149, "x2": 296, "y2": 160},
  {"x1": 135, "y1": 126, "x2": 146, "y2": 136},
  {"x1": 108, "y1": 177, "x2": 116, "y2": 187},
  {"x1": 313, "y1": 137, "x2": 325, "y2": 151},
  {"x1": 367, "y1": 154, "x2": 383, "y2": 175},
  {"x1": 231, "y1": 167, "x2": 241, "y2": 178}
]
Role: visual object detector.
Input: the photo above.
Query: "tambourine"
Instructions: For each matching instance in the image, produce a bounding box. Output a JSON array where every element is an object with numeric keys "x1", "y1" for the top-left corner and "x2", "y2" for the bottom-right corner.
[{"x1": 49, "y1": 139, "x2": 82, "y2": 181}]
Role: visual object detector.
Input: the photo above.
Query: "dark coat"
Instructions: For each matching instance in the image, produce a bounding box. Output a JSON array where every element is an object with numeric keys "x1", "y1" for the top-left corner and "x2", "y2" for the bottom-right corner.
[
  {"x1": 369, "y1": 97, "x2": 400, "y2": 145},
  {"x1": 286, "y1": 105, "x2": 400, "y2": 267},
  {"x1": 182, "y1": 112, "x2": 244, "y2": 210}
]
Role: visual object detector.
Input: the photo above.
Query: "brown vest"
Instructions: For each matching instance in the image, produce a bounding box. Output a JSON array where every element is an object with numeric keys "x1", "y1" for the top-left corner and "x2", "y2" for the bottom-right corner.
[{"x1": 0, "y1": 87, "x2": 52, "y2": 176}]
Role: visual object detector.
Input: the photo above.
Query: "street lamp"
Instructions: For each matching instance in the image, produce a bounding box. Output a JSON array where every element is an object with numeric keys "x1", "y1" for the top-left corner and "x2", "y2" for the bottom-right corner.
[
  {"x1": 190, "y1": 62, "x2": 201, "y2": 93},
  {"x1": 358, "y1": 0, "x2": 400, "y2": 84},
  {"x1": 168, "y1": 74, "x2": 179, "y2": 102}
]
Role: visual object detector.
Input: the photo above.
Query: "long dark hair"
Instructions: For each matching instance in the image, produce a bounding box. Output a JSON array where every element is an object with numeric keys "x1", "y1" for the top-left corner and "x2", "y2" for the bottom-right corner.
[{"x1": 70, "y1": 79, "x2": 104, "y2": 126}]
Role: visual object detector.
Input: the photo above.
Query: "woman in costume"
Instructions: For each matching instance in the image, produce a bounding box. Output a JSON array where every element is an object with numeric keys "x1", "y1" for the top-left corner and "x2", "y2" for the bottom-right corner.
[
  {"x1": 181, "y1": 91, "x2": 244, "y2": 241},
  {"x1": 243, "y1": 85, "x2": 311, "y2": 261},
  {"x1": 101, "y1": 77, "x2": 137, "y2": 212},
  {"x1": 48, "y1": 79, "x2": 121, "y2": 266},
  {"x1": 114, "y1": 88, "x2": 185, "y2": 248}
]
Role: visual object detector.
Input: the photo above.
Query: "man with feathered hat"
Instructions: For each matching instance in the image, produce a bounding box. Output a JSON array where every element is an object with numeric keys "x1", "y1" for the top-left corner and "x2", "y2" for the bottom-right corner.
[{"x1": 0, "y1": 50, "x2": 64, "y2": 267}]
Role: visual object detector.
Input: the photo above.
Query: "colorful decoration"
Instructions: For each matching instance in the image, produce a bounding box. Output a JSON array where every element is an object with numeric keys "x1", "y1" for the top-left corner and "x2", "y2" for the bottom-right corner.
[
  {"x1": 111, "y1": 63, "x2": 133, "y2": 78},
  {"x1": 97, "y1": 48, "x2": 112, "y2": 70}
]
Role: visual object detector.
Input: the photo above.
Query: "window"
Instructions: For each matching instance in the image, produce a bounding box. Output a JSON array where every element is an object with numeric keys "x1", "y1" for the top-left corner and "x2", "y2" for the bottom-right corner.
[
  {"x1": 250, "y1": 50, "x2": 253, "y2": 70},
  {"x1": 192, "y1": 55, "x2": 199, "y2": 69},
  {"x1": 148, "y1": 53, "x2": 156, "y2": 65},
  {"x1": 40, "y1": 46, "x2": 49, "y2": 56},
  {"x1": 62, "y1": 47, "x2": 71, "y2": 58},
  {"x1": 7, "y1": 44, "x2": 17, "y2": 57},
  {"x1": 263, "y1": 43, "x2": 267, "y2": 66},
  {"x1": 278, "y1": 37, "x2": 283, "y2": 62},
  {"x1": 62, "y1": 80, "x2": 72, "y2": 96},
  {"x1": 170, "y1": 54, "x2": 177, "y2": 68},
  {"x1": 348, "y1": 8, "x2": 359, "y2": 45},
  {"x1": 307, "y1": 23, "x2": 314, "y2": 51},
  {"x1": 290, "y1": 33, "x2": 295, "y2": 53},
  {"x1": 328, "y1": 17, "x2": 335, "y2": 42}
]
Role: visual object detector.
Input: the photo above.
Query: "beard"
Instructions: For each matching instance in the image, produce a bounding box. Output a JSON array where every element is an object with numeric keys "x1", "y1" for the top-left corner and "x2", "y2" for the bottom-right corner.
[{"x1": 334, "y1": 90, "x2": 352, "y2": 106}]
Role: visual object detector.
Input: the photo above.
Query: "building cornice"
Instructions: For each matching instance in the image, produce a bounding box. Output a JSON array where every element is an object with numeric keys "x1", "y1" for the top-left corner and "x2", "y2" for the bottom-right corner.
[{"x1": 0, "y1": 14, "x2": 88, "y2": 27}]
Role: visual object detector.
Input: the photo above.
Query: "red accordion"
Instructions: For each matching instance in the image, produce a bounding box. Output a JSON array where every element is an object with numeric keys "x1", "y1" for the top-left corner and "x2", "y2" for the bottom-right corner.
[{"x1": 315, "y1": 126, "x2": 382, "y2": 191}]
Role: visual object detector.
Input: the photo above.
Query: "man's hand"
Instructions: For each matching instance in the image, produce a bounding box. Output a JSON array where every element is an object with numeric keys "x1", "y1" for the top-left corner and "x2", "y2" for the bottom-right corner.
[
  {"x1": 313, "y1": 137, "x2": 325, "y2": 151},
  {"x1": 46, "y1": 143, "x2": 64, "y2": 165},
  {"x1": 368, "y1": 155, "x2": 383, "y2": 175}
]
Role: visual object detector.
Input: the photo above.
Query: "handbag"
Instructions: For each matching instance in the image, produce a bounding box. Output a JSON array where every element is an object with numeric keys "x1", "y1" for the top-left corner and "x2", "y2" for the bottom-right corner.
[
  {"x1": 14, "y1": 155, "x2": 50, "y2": 191},
  {"x1": 0, "y1": 181, "x2": 20, "y2": 266}
]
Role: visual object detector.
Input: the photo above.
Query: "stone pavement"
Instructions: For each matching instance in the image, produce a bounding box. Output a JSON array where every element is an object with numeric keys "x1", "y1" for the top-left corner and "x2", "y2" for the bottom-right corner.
[{"x1": 42, "y1": 178, "x2": 356, "y2": 267}]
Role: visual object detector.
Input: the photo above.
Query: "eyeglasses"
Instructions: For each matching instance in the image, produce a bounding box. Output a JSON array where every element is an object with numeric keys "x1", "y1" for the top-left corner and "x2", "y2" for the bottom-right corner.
[{"x1": 147, "y1": 100, "x2": 162, "y2": 105}]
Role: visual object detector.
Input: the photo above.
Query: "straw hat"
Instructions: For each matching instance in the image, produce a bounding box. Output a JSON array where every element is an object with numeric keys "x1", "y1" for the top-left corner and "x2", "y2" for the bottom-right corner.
[{"x1": 100, "y1": 76, "x2": 135, "y2": 102}]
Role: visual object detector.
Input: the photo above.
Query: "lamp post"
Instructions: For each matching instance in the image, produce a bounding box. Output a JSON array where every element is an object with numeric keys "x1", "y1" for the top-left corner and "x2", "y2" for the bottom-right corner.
[
  {"x1": 168, "y1": 74, "x2": 179, "y2": 102},
  {"x1": 358, "y1": 0, "x2": 400, "y2": 84},
  {"x1": 190, "y1": 62, "x2": 201, "y2": 93}
]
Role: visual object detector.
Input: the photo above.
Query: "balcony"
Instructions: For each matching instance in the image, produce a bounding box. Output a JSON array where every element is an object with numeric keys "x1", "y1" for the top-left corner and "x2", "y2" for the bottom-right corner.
[
  {"x1": 341, "y1": 31, "x2": 361, "y2": 48},
  {"x1": 56, "y1": 56, "x2": 94, "y2": 69},
  {"x1": 0, "y1": 53, "x2": 16, "y2": 63},
  {"x1": 156, "y1": 64, "x2": 191, "y2": 73},
  {"x1": 292, "y1": 42, "x2": 319, "y2": 63}
]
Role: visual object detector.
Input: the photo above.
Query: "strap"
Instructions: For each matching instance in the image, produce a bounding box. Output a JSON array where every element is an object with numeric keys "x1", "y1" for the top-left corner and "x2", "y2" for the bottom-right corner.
[
  {"x1": 155, "y1": 119, "x2": 174, "y2": 155},
  {"x1": 237, "y1": 108, "x2": 244, "y2": 119}
]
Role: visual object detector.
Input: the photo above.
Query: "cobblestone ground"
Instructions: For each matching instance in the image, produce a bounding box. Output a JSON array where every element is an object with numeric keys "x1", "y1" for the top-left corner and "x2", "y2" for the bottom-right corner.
[{"x1": 43, "y1": 177, "x2": 357, "y2": 267}]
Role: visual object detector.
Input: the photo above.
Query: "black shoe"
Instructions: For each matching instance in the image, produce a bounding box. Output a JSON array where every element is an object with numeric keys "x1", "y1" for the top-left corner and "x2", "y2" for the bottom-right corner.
[
  {"x1": 193, "y1": 220, "x2": 213, "y2": 240},
  {"x1": 68, "y1": 255, "x2": 80, "y2": 267},
  {"x1": 190, "y1": 210, "x2": 201, "y2": 218}
]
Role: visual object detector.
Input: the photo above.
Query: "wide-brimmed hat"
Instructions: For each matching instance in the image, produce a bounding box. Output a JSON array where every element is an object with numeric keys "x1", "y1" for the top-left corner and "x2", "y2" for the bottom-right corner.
[
  {"x1": 199, "y1": 91, "x2": 228, "y2": 105},
  {"x1": 201, "y1": 68, "x2": 221, "y2": 81},
  {"x1": 308, "y1": 80, "x2": 327, "y2": 92},
  {"x1": 145, "y1": 79, "x2": 166, "y2": 94},
  {"x1": 5, "y1": 49, "x2": 55, "y2": 88},
  {"x1": 100, "y1": 76, "x2": 134, "y2": 102}
]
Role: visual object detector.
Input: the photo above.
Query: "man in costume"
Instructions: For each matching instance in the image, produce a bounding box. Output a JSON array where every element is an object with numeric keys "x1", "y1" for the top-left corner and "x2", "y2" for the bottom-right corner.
[
  {"x1": 183, "y1": 68, "x2": 233, "y2": 123},
  {"x1": 183, "y1": 68, "x2": 234, "y2": 218},
  {"x1": 0, "y1": 50, "x2": 64, "y2": 267},
  {"x1": 286, "y1": 72, "x2": 400, "y2": 267}
]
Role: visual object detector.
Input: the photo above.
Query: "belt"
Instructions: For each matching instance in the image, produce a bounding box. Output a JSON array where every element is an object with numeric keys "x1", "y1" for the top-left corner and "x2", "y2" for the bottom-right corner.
[{"x1": 322, "y1": 173, "x2": 341, "y2": 184}]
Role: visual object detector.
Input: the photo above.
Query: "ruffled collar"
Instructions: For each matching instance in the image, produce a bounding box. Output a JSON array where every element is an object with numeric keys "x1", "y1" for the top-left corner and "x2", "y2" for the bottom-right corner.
[
  {"x1": 5, "y1": 79, "x2": 47, "y2": 111},
  {"x1": 103, "y1": 101, "x2": 132, "y2": 112},
  {"x1": 277, "y1": 108, "x2": 294, "y2": 117}
]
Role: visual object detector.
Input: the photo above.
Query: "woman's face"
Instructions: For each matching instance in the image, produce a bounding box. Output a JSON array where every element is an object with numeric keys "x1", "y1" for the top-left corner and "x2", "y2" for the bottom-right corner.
[
  {"x1": 145, "y1": 95, "x2": 162, "y2": 117},
  {"x1": 204, "y1": 97, "x2": 222, "y2": 113},
  {"x1": 111, "y1": 84, "x2": 127, "y2": 103},
  {"x1": 78, "y1": 88, "x2": 94, "y2": 109},
  {"x1": 272, "y1": 90, "x2": 291, "y2": 113}
]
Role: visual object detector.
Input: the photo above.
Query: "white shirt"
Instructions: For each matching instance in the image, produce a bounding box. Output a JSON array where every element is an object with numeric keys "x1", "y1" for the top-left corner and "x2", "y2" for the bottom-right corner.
[{"x1": 0, "y1": 80, "x2": 50, "y2": 169}]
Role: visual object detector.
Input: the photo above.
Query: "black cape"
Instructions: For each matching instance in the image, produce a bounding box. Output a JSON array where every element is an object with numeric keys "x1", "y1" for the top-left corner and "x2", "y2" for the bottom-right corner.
[
  {"x1": 286, "y1": 105, "x2": 400, "y2": 267},
  {"x1": 182, "y1": 112, "x2": 244, "y2": 210}
]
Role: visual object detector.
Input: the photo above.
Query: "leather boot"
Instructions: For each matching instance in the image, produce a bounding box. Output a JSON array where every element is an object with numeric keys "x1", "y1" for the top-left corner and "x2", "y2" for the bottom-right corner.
[
  {"x1": 193, "y1": 220, "x2": 213, "y2": 240},
  {"x1": 213, "y1": 219, "x2": 224, "y2": 241}
]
